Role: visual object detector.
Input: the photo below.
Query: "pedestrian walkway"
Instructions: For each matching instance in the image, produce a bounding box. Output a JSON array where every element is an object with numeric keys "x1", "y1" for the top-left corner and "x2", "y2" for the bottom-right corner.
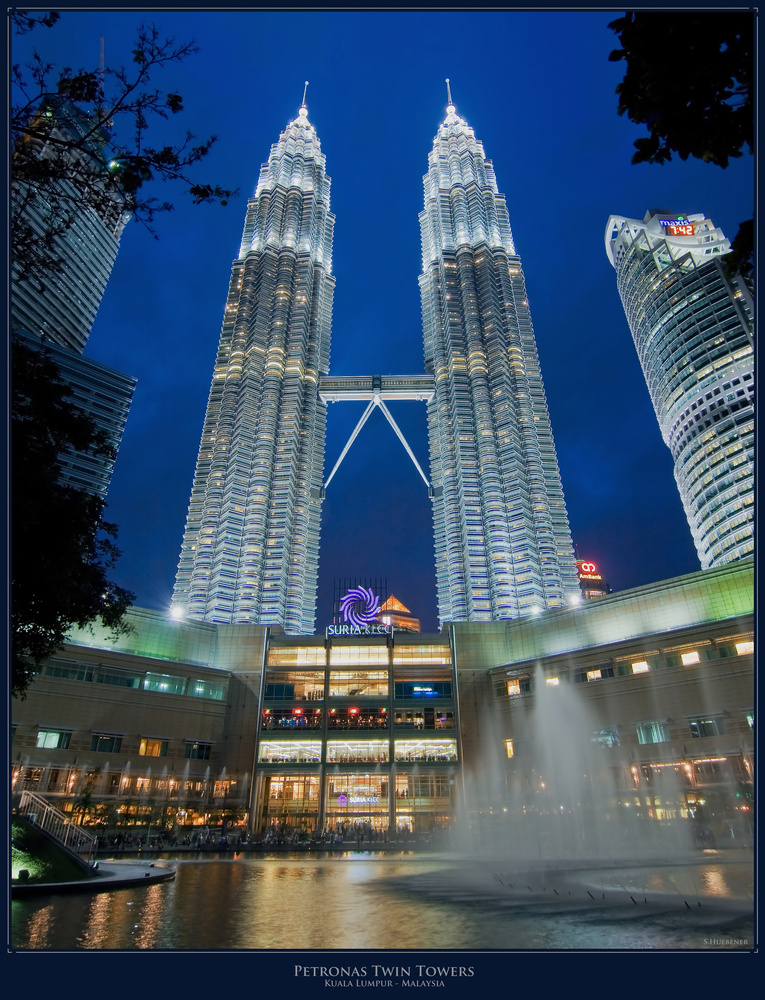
[{"x1": 12, "y1": 859, "x2": 175, "y2": 897}]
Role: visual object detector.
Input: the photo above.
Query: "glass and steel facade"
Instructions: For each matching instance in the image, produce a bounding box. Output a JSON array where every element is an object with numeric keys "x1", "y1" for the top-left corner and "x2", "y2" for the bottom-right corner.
[
  {"x1": 606, "y1": 211, "x2": 754, "y2": 568},
  {"x1": 173, "y1": 105, "x2": 334, "y2": 630},
  {"x1": 14, "y1": 329, "x2": 136, "y2": 500},
  {"x1": 11, "y1": 98, "x2": 131, "y2": 354},
  {"x1": 420, "y1": 102, "x2": 580, "y2": 623},
  {"x1": 254, "y1": 635, "x2": 458, "y2": 836}
]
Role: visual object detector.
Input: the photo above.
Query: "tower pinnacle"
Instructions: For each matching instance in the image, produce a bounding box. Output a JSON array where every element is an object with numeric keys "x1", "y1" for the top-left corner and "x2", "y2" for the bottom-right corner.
[{"x1": 445, "y1": 77, "x2": 455, "y2": 113}]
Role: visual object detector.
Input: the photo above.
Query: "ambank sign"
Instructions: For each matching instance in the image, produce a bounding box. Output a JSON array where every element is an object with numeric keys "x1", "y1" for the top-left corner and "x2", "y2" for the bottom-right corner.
[{"x1": 325, "y1": 586, "x2": 392, "y2": 638}]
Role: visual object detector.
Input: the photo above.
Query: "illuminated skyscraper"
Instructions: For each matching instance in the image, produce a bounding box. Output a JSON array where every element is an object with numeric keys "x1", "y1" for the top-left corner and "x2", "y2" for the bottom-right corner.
[
  {"x1": 606, "y1": 210, "x2": 754, "y2": 568},
  {"x1": 173, "y1": 100, "x2": 334, "y2": 630},
  {"x1": 420, "y1": 93, "x2": 580, "y2": 622}
]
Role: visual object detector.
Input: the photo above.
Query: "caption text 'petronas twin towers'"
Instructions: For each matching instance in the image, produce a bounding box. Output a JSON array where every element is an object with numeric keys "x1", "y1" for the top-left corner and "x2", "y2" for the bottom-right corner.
[{"x1": 172, "y1": 91, "x2": 581, "y2": 632}]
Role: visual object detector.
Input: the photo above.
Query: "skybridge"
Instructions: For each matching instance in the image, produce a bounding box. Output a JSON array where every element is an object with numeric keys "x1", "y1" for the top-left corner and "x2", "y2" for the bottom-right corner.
[{"x1": 318, "y1": 374, "x2": 435, "y2": 491}]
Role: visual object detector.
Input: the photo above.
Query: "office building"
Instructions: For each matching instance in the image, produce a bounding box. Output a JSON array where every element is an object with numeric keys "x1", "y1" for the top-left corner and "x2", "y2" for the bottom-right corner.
[
  {"x1": 606, "y1": 210, "x2": 754, "y2": 569},
  {"x1": 12, "y1": 97, "x2": 135, "y2": 499},
  {"x1": 173, "y1": 95, "x2": 584, "y2": 634},
  {"x1": 11, "y1": 96, "x2": 132, "y2": 354},
  {"x1": 420, "y1": 95, "x2": 580, "y2": 623},
  {"x1": 172, "y1": 100, "x2": 334, "y2": 631},
  {"x1": 576, "y1": 559, "x2": 610, "y2": 600},
  {"x1": 378, "y1": 595, "x2": 421, "y2": 632},
  {"x1": 13, "y1": 329, "x2": 135, "y2": 500}
]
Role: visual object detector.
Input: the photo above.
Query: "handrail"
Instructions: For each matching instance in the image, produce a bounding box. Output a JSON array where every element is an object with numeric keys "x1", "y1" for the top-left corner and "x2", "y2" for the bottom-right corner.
[{"x1": 17, "y1": 790, "x2": 98, "y2": 865}]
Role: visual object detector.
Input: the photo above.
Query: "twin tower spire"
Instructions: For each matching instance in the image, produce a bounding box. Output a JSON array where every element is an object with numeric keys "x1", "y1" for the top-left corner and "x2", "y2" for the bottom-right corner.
[{"x1": 172, "y1": 87, "x2": 580, "y2": 632}]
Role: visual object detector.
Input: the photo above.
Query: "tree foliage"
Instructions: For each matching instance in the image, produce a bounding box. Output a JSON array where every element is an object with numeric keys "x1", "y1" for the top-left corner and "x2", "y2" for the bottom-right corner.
[
  {"x1": 11, "y1": 13, "x2": 238, "y2": 285},
  {"x1": 11, "y1": 335, "x2": 136, "y2": 699},
  {"x1": 609, "y1": 11, "x2": 753, "y2": 167},
  {"x1": 609, "y1": 11, "x2": 754, "y2": 279}
]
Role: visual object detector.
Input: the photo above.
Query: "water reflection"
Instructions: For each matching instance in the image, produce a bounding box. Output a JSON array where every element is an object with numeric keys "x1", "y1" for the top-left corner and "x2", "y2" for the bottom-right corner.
[{"x1": 12, "y1": 854, "x2": 754, "y2": 951}]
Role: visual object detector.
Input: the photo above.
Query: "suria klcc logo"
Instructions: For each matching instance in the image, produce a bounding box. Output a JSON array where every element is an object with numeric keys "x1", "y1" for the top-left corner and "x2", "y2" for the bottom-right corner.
[
  {"x1": 339, "y1": 586, "x2": 381, "y2": 627},
  {"x1": 326, "y1": 586, "x2": 390, "y2": 636}
]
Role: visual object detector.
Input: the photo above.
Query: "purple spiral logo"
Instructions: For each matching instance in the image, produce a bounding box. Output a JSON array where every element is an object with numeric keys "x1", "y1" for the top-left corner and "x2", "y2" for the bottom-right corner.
[{"x1": 339, "y1": 586, "x2": 381, "y2": 627}]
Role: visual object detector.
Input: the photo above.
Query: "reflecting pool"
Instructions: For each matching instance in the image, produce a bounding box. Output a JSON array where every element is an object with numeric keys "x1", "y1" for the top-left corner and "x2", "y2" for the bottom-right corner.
[{"x1": 11, "y1": 852, "x2": 754, "y2": 951}]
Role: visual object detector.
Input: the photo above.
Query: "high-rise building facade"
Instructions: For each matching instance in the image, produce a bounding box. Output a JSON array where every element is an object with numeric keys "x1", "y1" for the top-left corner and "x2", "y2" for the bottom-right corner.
[
  {"x1": 173, "y1": 103, "x2": 334, "y2": 630},
  {"x1": 14, "y1": 329, "x2": 136, "y2": 501},
  {"x1": 11, "y1": 97, "x2": 135, "y2": 500},
  {"x1": 420, "y1": 99, "x2": 580, "y2": 622},
  {"x1": 11, "y1": 96, "x2": 131, "y2": 354},
  {"x1": 606, "y1": 211, "x2": 754, "y2": 569}
]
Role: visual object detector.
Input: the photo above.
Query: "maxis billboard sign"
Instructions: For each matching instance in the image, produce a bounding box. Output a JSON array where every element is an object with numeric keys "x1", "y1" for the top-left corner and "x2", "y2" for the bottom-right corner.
[
  {"x1": 326, "y1": 586, "x2": 392, "y2": 638},
  {"x1": 660, "y1": 217, "x2": 695, "y2": 237}
]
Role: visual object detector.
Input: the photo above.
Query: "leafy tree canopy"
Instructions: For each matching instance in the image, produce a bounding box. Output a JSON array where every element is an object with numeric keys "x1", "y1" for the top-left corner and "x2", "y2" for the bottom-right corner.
[
  {"x1": 609, "y1": 11, "x2": 753, "y2": 167},
  {"x1": 11, "y1": 335, "x2": 136, "y2": 698},
  {"x1": 11, "y1": 11, "x2": 238, "y2": 285},
  {"x1": 609, "y1": 11, "x2": 754, "y2": 279}
]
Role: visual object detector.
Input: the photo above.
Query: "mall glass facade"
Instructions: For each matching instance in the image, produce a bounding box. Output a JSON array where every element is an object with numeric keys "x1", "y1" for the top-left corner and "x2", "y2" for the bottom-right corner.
[{"x1": 253, "y1": 634, "x2": 458, "y2": 836}]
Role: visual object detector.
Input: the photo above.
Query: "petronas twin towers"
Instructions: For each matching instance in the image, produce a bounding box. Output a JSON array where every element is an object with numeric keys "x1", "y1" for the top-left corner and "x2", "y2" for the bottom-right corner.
[{"x1": 172, "y1": 93, "x2": 580, "y2": 631}]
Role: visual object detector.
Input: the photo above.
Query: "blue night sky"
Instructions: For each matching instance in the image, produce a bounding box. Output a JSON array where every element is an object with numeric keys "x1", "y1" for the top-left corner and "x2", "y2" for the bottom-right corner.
[{"x1": 12, "y1": 8, "x2": 755, "y2": 632}]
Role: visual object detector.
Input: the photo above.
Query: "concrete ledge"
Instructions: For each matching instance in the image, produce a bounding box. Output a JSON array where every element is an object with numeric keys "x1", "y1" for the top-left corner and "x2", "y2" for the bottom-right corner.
[{"x1": 12, "y1": 860, "x2": 175, "y2": 897}]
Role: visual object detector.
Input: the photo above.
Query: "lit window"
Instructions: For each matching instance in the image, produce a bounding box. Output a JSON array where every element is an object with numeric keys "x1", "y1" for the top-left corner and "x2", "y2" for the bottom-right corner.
[
  {"x1": 586, "y1": 668, "x2": 602, "y2": 682},
  {"x1": 591, "y1": 727, "x2": 620, "y2": 748},
  {"x1": 545, "y1": 677, "x2": 560, "y2": 687},
  {"x1": 636, "y1": 721, "x2": 670, "y2": 745},
  {"x1": 505, "y1": 739, "x2": 514, "y2": 758},
  {"x1": 632, "y1": 661, "x2": 650, "y2": 674},
  {"x1": 143, "y1": 673, "x2": 186, "y2": 695},
  {"x1": 735, "y1": 641, "x2": 754, "y2": 656},
  {"x1": 188, "y1": 678, "x2": 226, "y2": 701},
  {"x1": 681, "y1": 652, "x2": 700, "y2": 665},
  {"x1": 36, "y1": 730, "x2": 71, "y2": 750},
  {"x1": 139, "y1": 738, "x2": 168, "y2": 757},
  {"x1": 506, "y1": 675, "x2": 530, "y2": 696}
]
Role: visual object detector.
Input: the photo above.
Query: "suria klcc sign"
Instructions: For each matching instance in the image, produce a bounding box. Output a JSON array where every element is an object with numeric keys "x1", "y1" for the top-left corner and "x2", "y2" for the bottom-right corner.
[{"x1": 326, "y1": 586, "x2": 391, "y2": 637}]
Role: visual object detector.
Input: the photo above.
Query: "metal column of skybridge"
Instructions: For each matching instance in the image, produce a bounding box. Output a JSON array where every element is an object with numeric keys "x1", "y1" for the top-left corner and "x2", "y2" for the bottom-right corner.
[{"x1": 318, "y1": 374, "x2": 435, "y2": 491}]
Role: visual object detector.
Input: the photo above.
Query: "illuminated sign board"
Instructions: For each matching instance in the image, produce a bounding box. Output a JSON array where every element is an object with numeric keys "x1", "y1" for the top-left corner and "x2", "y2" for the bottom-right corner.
[
  {"x1": 340, "y1": 586, "x2": 381, "y2": 626},
  {"x1": 577, "y1": 560, "x2": 603, "y2": 581},
  {"x1": 660, "y1": 217, "x2": 694, "y2": 237},
  {"x1": 326, "y1": 585, "x2": 392, "y2": 637},
  {"x1": 326, "y1": 623, "x2": 391, "y2": 637}
]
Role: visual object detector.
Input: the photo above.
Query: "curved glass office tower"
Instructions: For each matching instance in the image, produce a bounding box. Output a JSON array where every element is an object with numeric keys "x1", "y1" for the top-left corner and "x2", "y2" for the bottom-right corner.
[
  {"x1": 420, "y1": 100, "x2": 579, "y2": 623},
  {"x1": 606, "y1": 210, "x2": 754, "y2": 568},
  {"x1": 173, "y1": 103, "x2": 334, "y2": 630}
]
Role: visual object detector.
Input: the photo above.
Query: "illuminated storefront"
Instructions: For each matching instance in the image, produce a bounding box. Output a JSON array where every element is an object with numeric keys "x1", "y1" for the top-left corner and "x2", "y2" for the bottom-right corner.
[{"x1": 252, "y1": 634, "x2": 459, "y2": 835}]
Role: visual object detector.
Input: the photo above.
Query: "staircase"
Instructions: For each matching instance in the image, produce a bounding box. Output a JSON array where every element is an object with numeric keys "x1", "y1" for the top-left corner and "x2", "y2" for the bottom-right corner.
[{"x1": 17, "y1": 790, "x2": 98, "y2": 866}]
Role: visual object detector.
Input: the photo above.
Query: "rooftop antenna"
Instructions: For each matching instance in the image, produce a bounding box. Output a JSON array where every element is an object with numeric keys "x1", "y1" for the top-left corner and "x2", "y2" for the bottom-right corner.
[
  {"x1": 301, "y1": 80, "x2": 309, "y2": 109},
  {"x1": 446, "y1": 77, "x2": 453, "y2": 107}
]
